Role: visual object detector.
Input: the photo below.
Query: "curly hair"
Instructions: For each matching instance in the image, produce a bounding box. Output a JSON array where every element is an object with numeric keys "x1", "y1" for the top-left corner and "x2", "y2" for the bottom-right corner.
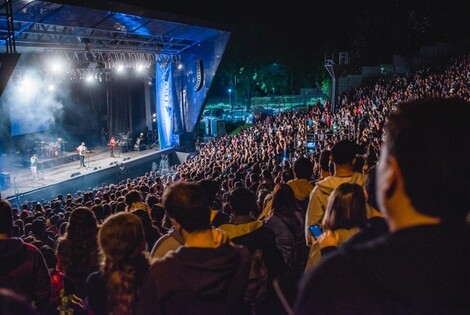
[
  {"x1": 99, "y1": 212, "x2": 149, "y2": 314},
  {"x1": 57, "y1": 207, "x2": 99, "y2": 281}
]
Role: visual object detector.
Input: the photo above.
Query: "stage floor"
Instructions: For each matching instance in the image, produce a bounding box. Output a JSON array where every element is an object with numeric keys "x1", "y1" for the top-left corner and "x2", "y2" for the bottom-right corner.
[{"x1": 0, "y1": 145, "x2": 165, "y2": 203}]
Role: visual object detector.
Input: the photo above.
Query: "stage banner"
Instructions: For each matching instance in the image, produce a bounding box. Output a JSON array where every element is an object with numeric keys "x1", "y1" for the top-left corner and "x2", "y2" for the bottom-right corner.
[{"x1": 155, "y1": 60, "x2": 174, "y2": 149}]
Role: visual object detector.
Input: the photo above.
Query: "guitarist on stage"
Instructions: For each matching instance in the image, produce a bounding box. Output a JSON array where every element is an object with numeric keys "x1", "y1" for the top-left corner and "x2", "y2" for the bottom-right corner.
[
  {"x1": 109, "y1": 136, "x2": 117, "y2": 158},
  {"x1": 76, "y1": 142, "x2": 87, "y2": 168}
]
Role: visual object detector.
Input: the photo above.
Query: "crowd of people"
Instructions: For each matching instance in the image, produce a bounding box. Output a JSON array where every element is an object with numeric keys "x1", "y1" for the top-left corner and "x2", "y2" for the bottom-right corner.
[{"x1": 0, "y1": 54, "x2": 469, "y2": 315}]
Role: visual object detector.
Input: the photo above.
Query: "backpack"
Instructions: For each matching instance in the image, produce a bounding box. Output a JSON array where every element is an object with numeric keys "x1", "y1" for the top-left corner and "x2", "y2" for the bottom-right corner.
[{"x1": 244, "y1": 248, "x2": 269, "y2": 307}]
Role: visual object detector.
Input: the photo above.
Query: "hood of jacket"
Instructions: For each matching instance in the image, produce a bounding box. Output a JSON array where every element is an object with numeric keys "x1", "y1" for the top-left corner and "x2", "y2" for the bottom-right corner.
[
  {"x1": 288, "y1": 179, "x2": 314, "y2": 201},
  {"x1": 316, "y1": 173, "x2": 367, "y2": 195},
  {"x1": 218, "y1": 220, "x2": 264, "y2": 240},
  {"x1": 0, "y1": 238, "x2": 28, "y2": 275}
]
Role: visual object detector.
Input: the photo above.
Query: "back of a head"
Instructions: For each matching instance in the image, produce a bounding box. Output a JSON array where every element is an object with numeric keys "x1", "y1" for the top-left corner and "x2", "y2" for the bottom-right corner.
[
  {"x1": 323, "y1": 183, "x2": 368, "y2": 230},
  {"x1": 228, "y1": 186, "x2": 258, "y2": 216},
  {"x1": 151, "y1": 203, "x2": 165, "y2": 222},
  {"x1": 99, "y1": 212, "x2": 146, "y2": 263},
  {"x1": 293, "y1": 157, "x2": 313, "y2": 179},
  {"x1": 197, "y1": 179, "x2": 219, "y2": 203},
  {"x1": 0, "y1": 199, "x2": 13, "y2": 236},
  {"x1": 131, "y1": 209, "x2": 153, "y2": 231},
  {"x1": 319, "y1": 149, "x2": 332, "y2": 172},
  {"x1": 145, "y1": 194, "x2": 159, "y2": 209},
  {"x1": 384, "y1": 97, "x2": 470, "y2": 221},
  {"x1": 271, "y1": 183, "x2": 297, "y2": 216},
  {"x1": 67, "y1": 206, "x2": 98, "y2": 237},
  {"x1": 331, "y1": 140, "x2": 358, "y2": 165},
  {"x1": 125, "y1": 190, "x2": 142, "y2": 206},
  {"x1": 163, "y1": 182, "x2": 211, "y2": 232},
  {"x1": 31, "y1": 219, "x2": 46, "y2": 237},
  {"x1": 261, "y1": 169, "x2": 272, "y2": 180}
]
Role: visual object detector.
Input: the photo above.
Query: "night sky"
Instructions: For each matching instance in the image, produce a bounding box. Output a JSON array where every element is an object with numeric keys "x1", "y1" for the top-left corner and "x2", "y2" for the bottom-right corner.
[
  {"x1": 112, "y1": 0, "x2": 470, "y2": 96},
  {"x1": 124, "y1": 0, "x2": 470, "y2": 64}
]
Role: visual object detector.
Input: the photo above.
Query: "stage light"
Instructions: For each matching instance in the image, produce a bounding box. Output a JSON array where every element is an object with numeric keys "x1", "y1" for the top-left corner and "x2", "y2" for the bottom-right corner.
[
  {"x1": 116, "y1": 64, "x2": 124, "y2": 73},
  {"x1": 48, "y1": 84, "x2": 55, "y2": 91},
  {"x1": 85, "y1": 74, "x2": 94, "y2": 82},
  {"x1": 136, "y1": 63, "x2": 145, "y2": 72},
  {"x1": 51, "y1": 62, "x2": 63, "y2": 74}
]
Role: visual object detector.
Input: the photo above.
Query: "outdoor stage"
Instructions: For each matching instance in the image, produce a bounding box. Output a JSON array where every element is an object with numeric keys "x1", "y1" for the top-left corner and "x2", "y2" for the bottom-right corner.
[{"x1": 0, "y1": 145, "x2": 176, "y2": 207}]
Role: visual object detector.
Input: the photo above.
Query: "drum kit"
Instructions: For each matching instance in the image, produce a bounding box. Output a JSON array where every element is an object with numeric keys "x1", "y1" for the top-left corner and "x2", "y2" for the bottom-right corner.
[{"x1": 35, "y1": 138, "x2": 67, "y2": 159}]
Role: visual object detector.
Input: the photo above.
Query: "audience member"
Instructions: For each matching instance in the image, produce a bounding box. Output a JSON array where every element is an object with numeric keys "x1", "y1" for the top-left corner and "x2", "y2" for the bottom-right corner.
[
  {"x1": 294, "y1": 97, "x2": 470, "y2": 314},
  {"x1": 219, "y1": 186, "x2": 286, "y2": 314},
  {"x1": 0, "y1": 199, "x2": 51, "y2": 314},
  {"x1": 87, "y1": 212, "x2": 150, "y2": 315},
  {"x1": 304, "y1": 182, "x2": 368, "y2": 271},
  {"x1": 263, "y1": 184, "x2": 308, "y2": 273},
  {"x1": 56, "y1": 207, "x2": 99, "y2": 314},
  {"x1": 305, "y1": 139, "x2": 367, "y2": 245},
  {"x1": 137, "y1": 182, "x2": 251, "y2": 315}
]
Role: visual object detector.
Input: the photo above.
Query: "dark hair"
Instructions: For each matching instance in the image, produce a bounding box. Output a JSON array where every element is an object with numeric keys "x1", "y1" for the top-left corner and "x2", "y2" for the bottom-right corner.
[
  {"x1": 331, "y1": 140, "x2": 357, "y2": 165},
  {"x1": 271, "y1": 183, "x2": 299, "y2": 217},
  {"x1": 197, "y1": 179, "x2": 219, "y2": 203},
  {"x1": 145, "y1": 194, "x2": 159, "y2": 209},
  {"x1": 125, "y1": 190, "x2": 143, "y2": 206},
  {"x1": 384, "y1": 97, "x2": 470, "y2": 221},
  {"x1": 293, "y1": 157, "x2": 313, "y2": 179},
  {"x1": 57, "y1": 207, "x2": 99, "y2": 280},
  {"x1": 281, "y1": 168, "x2": 295, "y2": 183},
  {"x1": 162, "y1": 182, "x2": 211, "y2": 232},
  {"x1": 0, "y1": 199, "x2": 13, "y2": 236},
  {"x1": 228, "y1": 186, "x2": 258, "y2": 216},
  {"x1": 322, "y1": 183, "x2": 368, "y2": 230},
  {"x1": 319, "y1": 149, "x2": 331, "y2": 172},
  {"x1": 365, "y1": 165, "x2": 380, "y2": 210}
]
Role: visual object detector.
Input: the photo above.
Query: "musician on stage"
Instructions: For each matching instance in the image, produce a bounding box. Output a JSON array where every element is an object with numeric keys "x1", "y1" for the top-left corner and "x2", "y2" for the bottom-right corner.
[
  {"x1": 30, "y1": 154, "x2": 39, "y2": 180},
  {"x1": 77, "y1": 142, "x2": 87, "y2": 168},
  {"x1": 109, "y1": 136, "x2": 117, "y2": 158},
  {"x1": 134, "y1": 132, "x2": 146, "y2": 151}
]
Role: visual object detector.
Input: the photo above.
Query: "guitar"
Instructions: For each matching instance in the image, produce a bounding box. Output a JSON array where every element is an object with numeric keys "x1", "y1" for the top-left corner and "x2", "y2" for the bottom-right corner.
[
  {"x1": 108, "y1": 139, "x2": 117, "y2": 149},
  {"x1": 77, "y1": 146, "x2": 91, "y2": 155}
]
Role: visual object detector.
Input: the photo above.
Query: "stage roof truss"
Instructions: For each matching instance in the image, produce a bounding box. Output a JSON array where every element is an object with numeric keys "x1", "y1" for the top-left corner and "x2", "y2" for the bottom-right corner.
[{"x1": 1, "y1": 0, "x2": 225, "y2": 56}]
